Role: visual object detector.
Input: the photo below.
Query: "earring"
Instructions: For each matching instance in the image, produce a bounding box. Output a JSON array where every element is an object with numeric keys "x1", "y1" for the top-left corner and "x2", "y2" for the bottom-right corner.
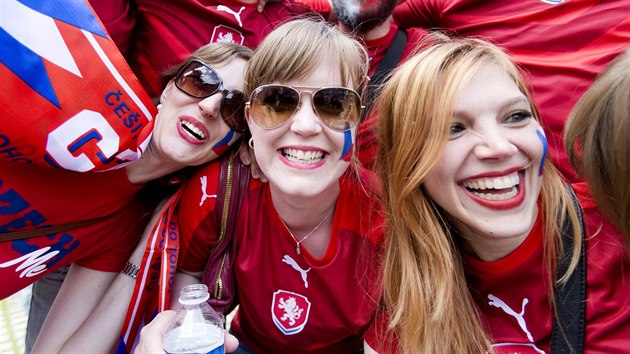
[
  {"x1": 248, "y1": 137, "x2": 254, "y2": 149},
  {"x1": 156, "y1": 103, "x2": 162, "y2": 110}
]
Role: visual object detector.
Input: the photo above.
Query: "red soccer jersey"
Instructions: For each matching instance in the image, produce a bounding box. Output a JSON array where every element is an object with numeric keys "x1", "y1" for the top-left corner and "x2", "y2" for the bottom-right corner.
[
  {"x1": 178, "y1": 161, "x2": 384, "y2": 354},
  {"x1": 366, "y1": 182, "x2": 630, "y2": 352},
  {"x1": 90, "y1": 0, "x2": 318, "y2": 98},
  {"x1": 392, "y1": 0, "x2": 630, "y2": 182},
  {"x1": 0, "y1": 161, "x2": 149, "y2": 298}
]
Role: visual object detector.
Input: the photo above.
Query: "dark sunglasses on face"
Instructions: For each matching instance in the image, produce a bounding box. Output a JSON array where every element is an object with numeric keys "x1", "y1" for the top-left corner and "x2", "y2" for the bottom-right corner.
[
  {"x1": 247, "y1": 84, "x2": 363, "y2": 132},
  {"x1": 175, "y1": 60, "x2": 248, "y2": 133}
]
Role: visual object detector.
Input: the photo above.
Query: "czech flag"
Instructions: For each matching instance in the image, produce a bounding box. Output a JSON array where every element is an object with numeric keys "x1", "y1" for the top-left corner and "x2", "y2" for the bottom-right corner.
[{"x1": 0, "y1": 0, "x2": 155, "y2": 172}]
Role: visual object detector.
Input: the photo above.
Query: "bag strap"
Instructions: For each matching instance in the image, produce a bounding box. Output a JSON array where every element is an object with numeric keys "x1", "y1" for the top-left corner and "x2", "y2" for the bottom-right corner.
[
  {"x1": 206, "y1": 152, "x2": 250, "y2": 302},
  {"x1": 214, "y1": 152, "x2": 250, "y2": 248},
  {"x1": 363, "y1": 29, "x2": 408, "y2": 116},
  {"x1": 551, "y1": 184, "x2": 586, "y2": 353},
  {"x1": 0, "y1": 213, "x2": 112, "y2": 242}
]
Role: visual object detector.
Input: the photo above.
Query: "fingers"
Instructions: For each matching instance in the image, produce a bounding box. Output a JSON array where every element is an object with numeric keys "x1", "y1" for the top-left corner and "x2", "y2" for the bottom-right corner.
[
  {"x1": 224, "y1": 330, "x2": 239, "y2": 352},
  {"x1": 238, "y1": 141, "x2": 252, "y2": 166},
  {"x1": 249, "y1": 154, "x2": 268, "y2": 183},
  {"x1": 135, "y1": 310, "x2": 177, "y2": 353},
  {"x1": 237, "y1": 139, "x2": 268, "y2": 183},
  {"x1": 257, "y1": 0, "x2": 269, "y2": 13}
]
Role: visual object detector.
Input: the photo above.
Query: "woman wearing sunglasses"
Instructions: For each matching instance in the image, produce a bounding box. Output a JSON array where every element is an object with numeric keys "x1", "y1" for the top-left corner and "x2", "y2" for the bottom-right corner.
[
  {"x1": 133, "y1": 18, "x2": 384, "y2": 354},
  {"x1": 366, "y1": 33, "x2": 630, "y2": 353},
  {"x1": 27, "y1": 42, "x2": 253, "y2": 353}
]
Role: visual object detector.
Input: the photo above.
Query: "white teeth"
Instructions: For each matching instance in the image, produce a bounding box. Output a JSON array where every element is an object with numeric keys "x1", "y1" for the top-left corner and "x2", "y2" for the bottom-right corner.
[
  {"x1": 469, "y1": 187, "x2": 518, "y2": 201},
  {"x1": 462, "y1": 173, "x2": 519, "y2": 190},
  {"x1": 283, "y1": 148, "x2": 324, "y2": 164},
  {"x1": 181, "y1": 120, "x2": 206, "y2": 140}
]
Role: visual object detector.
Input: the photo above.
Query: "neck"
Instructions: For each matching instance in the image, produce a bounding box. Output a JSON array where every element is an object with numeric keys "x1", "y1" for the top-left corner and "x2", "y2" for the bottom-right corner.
[
  {"x1": 270, "y1": 184, "x2": 339, "y2": 233},
  {"x1": 124, "y1": 144, "x2": 182, "y2": 184}
]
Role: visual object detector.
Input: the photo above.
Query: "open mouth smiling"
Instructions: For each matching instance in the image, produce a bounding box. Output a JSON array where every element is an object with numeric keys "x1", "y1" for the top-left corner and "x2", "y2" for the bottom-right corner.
[
  {"x1": 282, "y1": 148, "x2": 326, "y2": 165},
  {"x1": 181, "y1": 119, "x2": 207, "y2": 141},
  {"x1": 461, "y1": 171, "x2": 523, "y2": 201}
]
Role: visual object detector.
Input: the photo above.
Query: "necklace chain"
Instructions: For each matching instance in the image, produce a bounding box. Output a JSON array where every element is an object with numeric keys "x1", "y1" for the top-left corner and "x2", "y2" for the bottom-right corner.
[{"x1": 280, "y1": 207, "x2": 335, "y2": 256}]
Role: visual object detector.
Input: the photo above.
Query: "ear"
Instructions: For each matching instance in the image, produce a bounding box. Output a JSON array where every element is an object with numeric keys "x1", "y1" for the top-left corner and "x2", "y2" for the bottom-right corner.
[
  {"x1": 244, "y1": 104, "x2": 253, "y2": 125},
  {"x1": 160, "y1": 81, "x2": 175, "y2": 104}
]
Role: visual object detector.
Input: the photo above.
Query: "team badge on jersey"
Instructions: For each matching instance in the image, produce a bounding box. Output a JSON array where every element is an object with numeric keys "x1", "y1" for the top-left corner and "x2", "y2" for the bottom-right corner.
[
  {"x1": 271, "y1": 290, "x2": 311, "y2": 335},
  {"x1": 210, "y1": 25, "x2": 245, "y2": 45}
]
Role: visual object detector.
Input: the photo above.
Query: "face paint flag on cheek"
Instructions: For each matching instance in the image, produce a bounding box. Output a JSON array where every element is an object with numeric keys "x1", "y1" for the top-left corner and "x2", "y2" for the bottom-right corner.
[
  {"x1": 211, "y1": 129, "x2": 235, "y2": 156},
  {"x1": 341, "y1": 125, "x2": 354, "y2": 162},
  {"x1": 536, "y1": 127, "x2": 548, "y2": 176}
]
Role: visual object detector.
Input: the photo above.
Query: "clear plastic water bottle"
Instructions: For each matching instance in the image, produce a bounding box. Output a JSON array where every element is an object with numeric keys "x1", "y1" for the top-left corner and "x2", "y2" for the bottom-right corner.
[{"x1": 163, "y1": 284, "x2": 225, "y2": 354}]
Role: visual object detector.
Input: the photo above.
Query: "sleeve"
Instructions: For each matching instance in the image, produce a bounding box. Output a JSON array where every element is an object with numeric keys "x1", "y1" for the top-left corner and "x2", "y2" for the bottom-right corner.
[
  {"x1": 74, "y1": 195, "x2": 149, "y2": 272},
  {"x1": 392, "y1": 0, "x2": 436, "y2": 29},
  {"x1": 88, "y1": 0, "x2": 137, "y2": 57},
  {"x1": 580, "y1": 198, "x2": 630, "y2": 352},
  {"x1": 177, "y1": 162, "x2": 223, "y2": 272}
]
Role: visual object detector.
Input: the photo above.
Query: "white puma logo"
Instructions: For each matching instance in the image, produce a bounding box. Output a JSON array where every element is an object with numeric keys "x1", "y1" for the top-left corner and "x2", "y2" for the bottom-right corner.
[
  {"x1": 488, "y1": 294, "x2": 534, "y2": 342},
  {"x1": 199, "y1": 176, "x2": 217, "y2": 206},
  {"x1": 282, "y1": 255, "x2": 310, "y2": 288},
  {"x1": 217, "y1": 5, "x2": 246, "y2": 28}
]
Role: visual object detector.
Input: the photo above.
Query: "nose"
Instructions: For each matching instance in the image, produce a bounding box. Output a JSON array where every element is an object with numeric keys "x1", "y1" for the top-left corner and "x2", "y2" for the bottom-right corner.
[
  {"x1": 473, "y1": 126, "x2": 518, "y2": 160},
  {"x1": 290, "y1": 94, "x2": 322, "y2": 136},
  {"x1": 198, "y1": 92, "x2": 222, "y2": 119}
]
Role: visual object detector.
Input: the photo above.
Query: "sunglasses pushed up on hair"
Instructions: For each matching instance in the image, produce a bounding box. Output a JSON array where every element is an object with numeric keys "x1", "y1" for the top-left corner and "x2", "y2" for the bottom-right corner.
[
  {"x1": 247, "y1": 84, "x2": 364, "y2": 132},
  {"x1": 175, "y1": 59, "x2": 248, "y2": 133}
]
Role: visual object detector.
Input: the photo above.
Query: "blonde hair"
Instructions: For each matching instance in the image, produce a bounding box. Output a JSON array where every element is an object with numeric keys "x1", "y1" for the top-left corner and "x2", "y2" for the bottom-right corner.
[
  {"x1": 244, "y1": 18, "x2": 368, "y2": 97},
  {"x1": 245, "y1": 18, "x2": 369, "y2": 171},
  {"x1": 376, "y1": 33, "x2": 582, "y2": 353},
  {"x1": 565, "y1": 48, "x2": 630, "y2": 243}
]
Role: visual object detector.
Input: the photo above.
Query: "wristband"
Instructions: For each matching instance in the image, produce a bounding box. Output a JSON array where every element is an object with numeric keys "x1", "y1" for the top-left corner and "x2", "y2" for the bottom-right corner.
[{"x1": 122, "y1": 261, "x2": 140, "y2": 279}]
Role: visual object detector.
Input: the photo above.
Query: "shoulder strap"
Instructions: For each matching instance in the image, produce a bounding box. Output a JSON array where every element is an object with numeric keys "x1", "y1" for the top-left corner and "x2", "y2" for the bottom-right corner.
[
  {"x1": 202, "y1": 152, "x2": 250, "y2": 312},
  {"x1": 0, "y1": 213, "x2": 113, "y2": 242},
  {"x1": 215, "y1": 152, "x2": 250, "y2": 245},
  {"x1": 363, "y1": 29, "x2": 408, "y2": 116},
  {"x1": 551, "y1": 184, "x2": 586, "y2": 353}
]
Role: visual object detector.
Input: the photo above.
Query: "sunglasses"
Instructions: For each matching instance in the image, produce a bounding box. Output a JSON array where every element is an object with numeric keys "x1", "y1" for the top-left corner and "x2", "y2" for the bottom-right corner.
[
  {"x1": 175, "y1": 60, "x2": 248, "y2": 133},
  {"x1": 247, "y1": 84, "x2": 363, "y2": 132}
]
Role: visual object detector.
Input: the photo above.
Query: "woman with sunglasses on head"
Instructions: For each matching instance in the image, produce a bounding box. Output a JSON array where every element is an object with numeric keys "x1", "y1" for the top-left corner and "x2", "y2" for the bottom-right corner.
[
  {"x1": 25, "y1": 42, "x2": 253, "y2": 353},
  {"x1": 365, "y1": 33, "x2": 630, "y2": 353},
  {"x1": 134, "y1": 18, "x2": 384, "y2": 354}
]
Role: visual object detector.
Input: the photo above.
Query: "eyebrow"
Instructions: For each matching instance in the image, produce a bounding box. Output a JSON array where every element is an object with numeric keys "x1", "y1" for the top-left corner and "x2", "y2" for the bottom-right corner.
[{"x1": 453, "y1": 96, "x2": 531, "y2": 118}]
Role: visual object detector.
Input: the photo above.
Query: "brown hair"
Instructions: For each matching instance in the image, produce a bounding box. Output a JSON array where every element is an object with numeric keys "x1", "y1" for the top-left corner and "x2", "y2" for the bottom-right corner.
[
  {"x1": 565, "y1": 48, "x2": 630, "y2": 244},
  {"x1": 376, "y1": 32, "x2": 582, "y2": 353},
  {"x1": 162, "y1": 42, "x2": 254, "y2": 83}
]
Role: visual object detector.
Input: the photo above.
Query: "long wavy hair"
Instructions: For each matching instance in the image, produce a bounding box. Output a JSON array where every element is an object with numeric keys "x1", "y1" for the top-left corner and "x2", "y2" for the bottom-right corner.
[
  {"x1": 565, "y1": 48, "x2": 630, "y2": 243},
  {"x1": 376, "y1": 32, "x2": 582, "y2": 353}
]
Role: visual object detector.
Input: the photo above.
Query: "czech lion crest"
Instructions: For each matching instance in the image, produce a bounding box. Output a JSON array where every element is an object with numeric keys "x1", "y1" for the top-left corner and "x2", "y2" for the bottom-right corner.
[{"x1": 271, "y1": 290, "x2": 311, "y2": 335}]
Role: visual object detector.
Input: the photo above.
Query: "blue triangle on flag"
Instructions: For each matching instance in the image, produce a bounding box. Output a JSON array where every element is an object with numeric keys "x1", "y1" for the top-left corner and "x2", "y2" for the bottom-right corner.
[{"x1": 17, "y1": 0, "x2": 108, "y2": 39}]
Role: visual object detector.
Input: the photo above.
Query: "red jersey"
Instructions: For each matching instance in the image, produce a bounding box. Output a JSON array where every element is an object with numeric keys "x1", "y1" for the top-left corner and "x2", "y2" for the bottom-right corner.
[
  {"x1": 90, "y1": 0, "x2": 317, "y2": 98},
  {"x1": 356, "y1": 24, "x2": 429, "y2": 168},
  {"x1": 392, "y1": 0, "x2": 630, "y2": 182},
  {"x1": 366, "y1": 182, "x2": 630, "y2": 352},
  {"x1": 0, "y1": 161, "x2": 149, "y2": 298},
  {"x1": 178, "y1": 162, "x2": 384, "y2": 354}
]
